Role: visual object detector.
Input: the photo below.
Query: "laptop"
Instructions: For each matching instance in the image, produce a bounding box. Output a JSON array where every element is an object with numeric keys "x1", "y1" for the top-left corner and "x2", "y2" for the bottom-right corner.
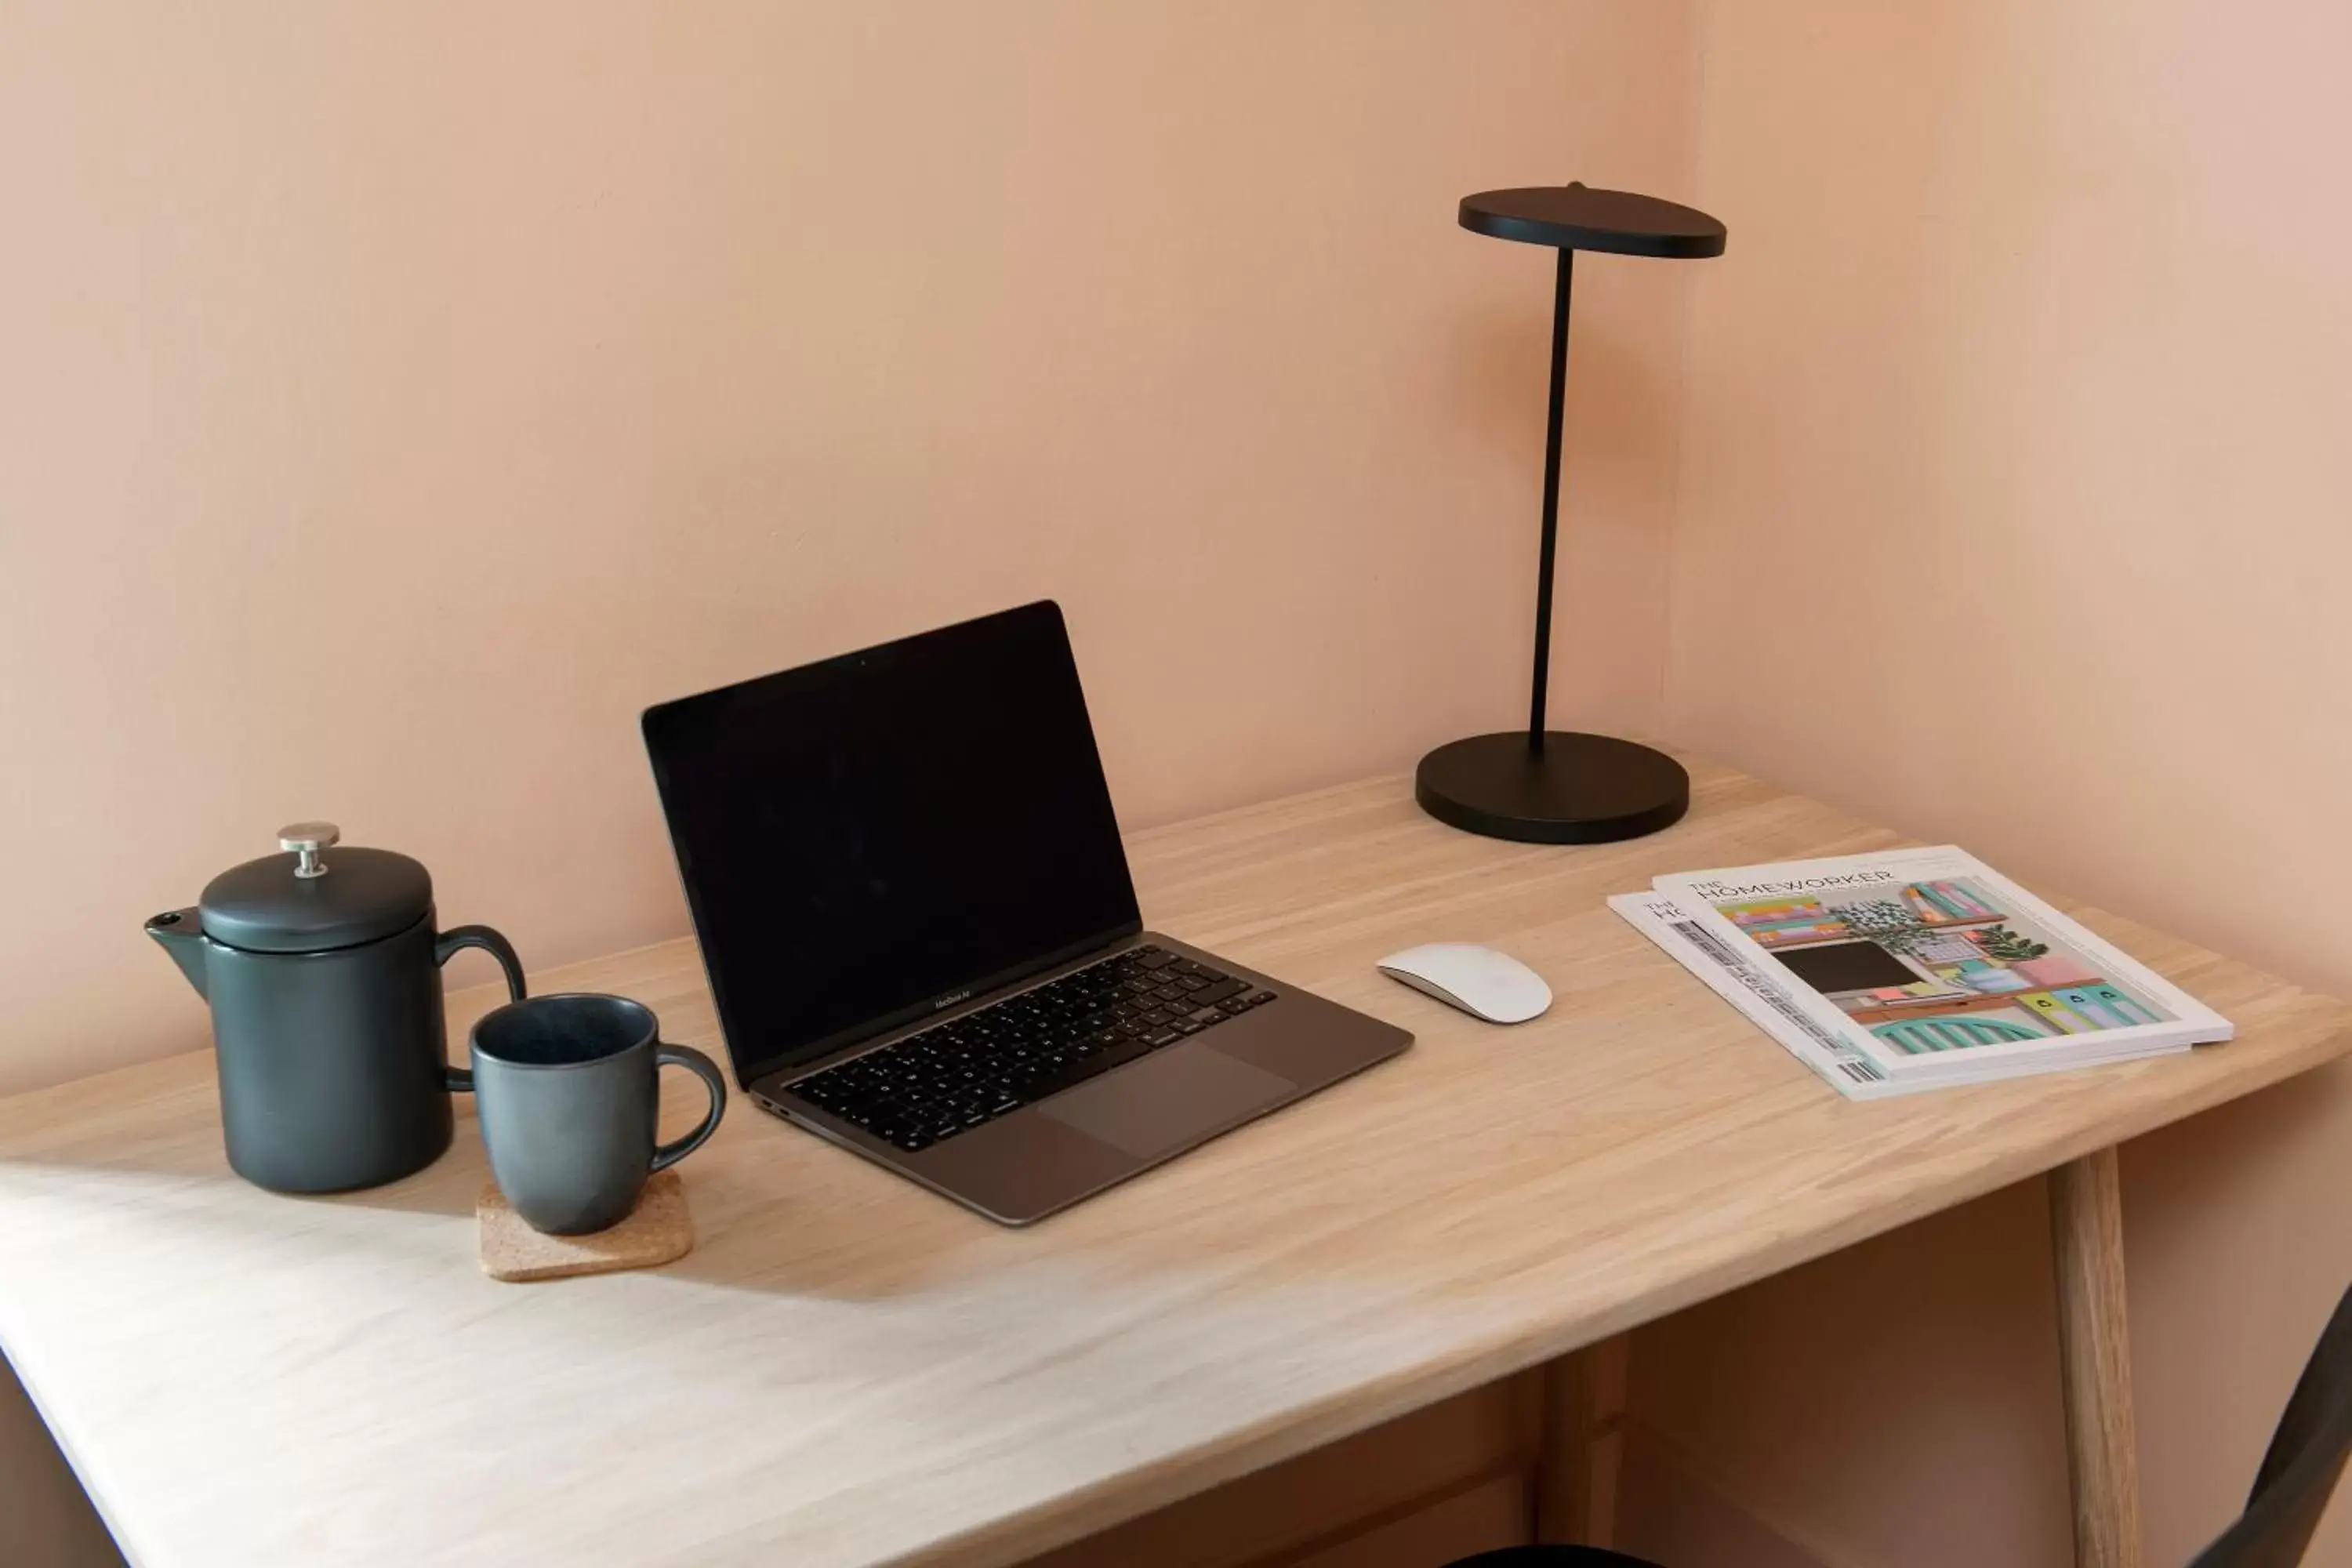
[{"x1": 641, "y1": 600, "x2": 1412, "y2": 1225}]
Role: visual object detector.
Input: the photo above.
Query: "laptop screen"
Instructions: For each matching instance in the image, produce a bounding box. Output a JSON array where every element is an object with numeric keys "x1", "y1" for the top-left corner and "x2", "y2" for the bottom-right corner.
[{"x1": 642, "y1": 601, "x2": 1143, "y2": 1086}]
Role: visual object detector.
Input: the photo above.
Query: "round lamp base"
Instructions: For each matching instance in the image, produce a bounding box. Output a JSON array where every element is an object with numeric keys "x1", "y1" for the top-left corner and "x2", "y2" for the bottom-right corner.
[{"x1": 1415, "y1": 731, "x2": 1690, "y2": 844}]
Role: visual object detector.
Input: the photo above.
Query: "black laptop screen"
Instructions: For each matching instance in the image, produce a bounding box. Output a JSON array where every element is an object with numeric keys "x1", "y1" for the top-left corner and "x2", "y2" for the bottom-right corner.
[{"x1": 642, "y1": 601, "x2": 1143, "y2": 1086}]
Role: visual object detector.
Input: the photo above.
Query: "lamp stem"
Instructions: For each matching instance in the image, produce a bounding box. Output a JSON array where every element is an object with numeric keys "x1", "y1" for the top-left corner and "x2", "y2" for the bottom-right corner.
[{"x1": 1528, "y1": 245, "x2": 1573, "y2": 755}]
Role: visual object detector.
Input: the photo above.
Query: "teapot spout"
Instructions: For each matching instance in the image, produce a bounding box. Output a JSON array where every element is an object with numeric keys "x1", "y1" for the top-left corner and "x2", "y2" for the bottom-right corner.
[{"x1": 146, "y1": 909, "x2": 209, "y2": 999}]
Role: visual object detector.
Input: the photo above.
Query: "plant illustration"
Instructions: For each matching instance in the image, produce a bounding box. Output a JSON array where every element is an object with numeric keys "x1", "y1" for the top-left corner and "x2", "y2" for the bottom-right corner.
[
  {"x1": 1974, "y1": 924, "x2": 2051, "y2": 964},
  {"x1": 1832, "y1": 898, "x2": 1936, "y2": 958}
]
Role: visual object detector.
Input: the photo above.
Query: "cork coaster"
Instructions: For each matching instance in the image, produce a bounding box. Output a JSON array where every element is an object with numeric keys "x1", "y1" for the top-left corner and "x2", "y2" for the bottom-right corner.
[{"x1": 477, "y1": 1170, "x2": 693, "y2": 1283}]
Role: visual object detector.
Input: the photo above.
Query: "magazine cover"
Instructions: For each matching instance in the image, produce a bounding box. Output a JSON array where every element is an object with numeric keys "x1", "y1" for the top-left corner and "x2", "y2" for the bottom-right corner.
[{"x1": 1652, "y1": 847, "x2": 2232, "y2": 1083}]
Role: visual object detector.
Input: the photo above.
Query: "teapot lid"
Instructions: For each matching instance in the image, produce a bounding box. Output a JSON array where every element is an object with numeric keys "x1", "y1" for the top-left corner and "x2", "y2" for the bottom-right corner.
[{"x1": 198, "y1": 823, "x2": 434, "y2": 954}]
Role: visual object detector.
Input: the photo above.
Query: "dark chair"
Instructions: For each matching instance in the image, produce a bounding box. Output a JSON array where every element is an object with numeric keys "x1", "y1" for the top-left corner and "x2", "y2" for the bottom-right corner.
[
  {"x1": 1444, "y1": 1284, "x2": 2352, "y2": 1568},
  {"x1": 1443, "y1": 1548, "x2": 1657, "y2": 1567},
  {"x1": 2190, "y1": 1283, "x2": 2352, "y2": 1568}
]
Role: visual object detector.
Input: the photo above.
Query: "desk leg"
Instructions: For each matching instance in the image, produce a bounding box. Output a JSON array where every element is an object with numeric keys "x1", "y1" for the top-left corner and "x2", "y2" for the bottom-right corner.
[
  {"x1": 1534, "y1": 1333, "x2": 1628, "y2": 1546},
  {"x1": 2049, "y1": 1147, "x2": 2143, "y2": 1568}
]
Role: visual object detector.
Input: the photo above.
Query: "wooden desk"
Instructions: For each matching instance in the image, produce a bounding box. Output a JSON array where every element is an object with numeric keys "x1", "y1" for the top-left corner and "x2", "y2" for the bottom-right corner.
[{"x1": 2, "y1": 762, "x2": 2346, "y2": 1568}]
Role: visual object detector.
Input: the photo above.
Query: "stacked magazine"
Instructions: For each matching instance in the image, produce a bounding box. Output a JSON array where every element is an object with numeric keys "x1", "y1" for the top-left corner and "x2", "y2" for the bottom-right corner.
[{"x1": 1611, "y1": 846, "x2": 2232, "y2": 1098}]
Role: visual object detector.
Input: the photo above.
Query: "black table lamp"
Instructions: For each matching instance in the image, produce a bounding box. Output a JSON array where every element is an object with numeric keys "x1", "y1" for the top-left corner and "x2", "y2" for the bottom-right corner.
[{"x1": 1417, "y1": 183, "x2": 1726, "y2": 844}]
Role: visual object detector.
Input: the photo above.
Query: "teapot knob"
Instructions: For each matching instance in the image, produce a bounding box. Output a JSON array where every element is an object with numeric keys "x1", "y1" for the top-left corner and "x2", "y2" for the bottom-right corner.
[{"x1": 278, "y1": 822, "x2": 340, "y2": 880}]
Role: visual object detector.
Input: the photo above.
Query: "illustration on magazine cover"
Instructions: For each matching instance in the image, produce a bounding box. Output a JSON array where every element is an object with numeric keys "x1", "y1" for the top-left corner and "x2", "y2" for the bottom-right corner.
[{"x1": 1696, "y1": 873, "x2": 2166, "y2": 1056}]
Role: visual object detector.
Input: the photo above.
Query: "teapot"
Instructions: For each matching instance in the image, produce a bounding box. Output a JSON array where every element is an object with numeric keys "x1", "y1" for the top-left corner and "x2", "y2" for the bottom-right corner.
[{"x1": 147, "y1": 822, "x2": 526, "y2": 1193}]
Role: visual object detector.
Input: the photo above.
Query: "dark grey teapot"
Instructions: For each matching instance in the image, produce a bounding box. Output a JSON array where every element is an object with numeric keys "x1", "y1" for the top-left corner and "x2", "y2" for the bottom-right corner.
[{"x1": 147, "y1": 822, "x2": 526, "y2": 1194}]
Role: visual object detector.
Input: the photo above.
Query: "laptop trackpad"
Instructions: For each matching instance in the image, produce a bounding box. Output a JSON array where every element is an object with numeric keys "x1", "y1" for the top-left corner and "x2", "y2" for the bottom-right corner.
[{"x1": 1038, "y1": 1047, "x2": 1297, "y2": 1160}]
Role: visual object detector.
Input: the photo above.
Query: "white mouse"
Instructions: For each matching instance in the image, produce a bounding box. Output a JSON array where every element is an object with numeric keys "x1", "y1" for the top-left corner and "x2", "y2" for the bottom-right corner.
[{"x1": 1375, "y1": 942, "x2": 1552, "y2": 1025}]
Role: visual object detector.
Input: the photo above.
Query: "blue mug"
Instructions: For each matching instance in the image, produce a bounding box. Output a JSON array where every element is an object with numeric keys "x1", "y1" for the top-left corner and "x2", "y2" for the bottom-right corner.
[{"x1": 469, "y1": 993, "x2": 725, "y2": 1234}]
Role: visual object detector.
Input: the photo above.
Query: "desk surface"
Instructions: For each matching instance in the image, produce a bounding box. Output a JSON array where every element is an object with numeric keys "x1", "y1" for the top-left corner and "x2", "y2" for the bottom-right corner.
[{"x1": 4, "y1": 762, "x2": 2348, "y2": 1568}]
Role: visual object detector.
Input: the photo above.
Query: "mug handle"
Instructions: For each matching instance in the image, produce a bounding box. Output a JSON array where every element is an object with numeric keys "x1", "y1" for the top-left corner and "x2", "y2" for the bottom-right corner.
[
  {"x1": 434, "y1": 925, "x2": 528, "y2": 1091},
  {"x1": 651, "y1": 1044, "x2": 728, "y2": 1172}
]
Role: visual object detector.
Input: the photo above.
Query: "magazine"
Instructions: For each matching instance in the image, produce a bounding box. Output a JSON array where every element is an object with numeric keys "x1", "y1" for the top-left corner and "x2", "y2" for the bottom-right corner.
[{"x1": 1618, "y1": 846, "x2": 2232, "y2": 1095}]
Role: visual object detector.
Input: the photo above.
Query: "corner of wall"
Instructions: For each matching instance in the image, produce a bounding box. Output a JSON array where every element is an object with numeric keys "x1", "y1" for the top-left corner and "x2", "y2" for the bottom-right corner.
[
  {"x1": 1616, "y1": 1420, "x2": 1842, "y2": 1568},
  {"x1": 1650, "y1": 0, "x2": 1722, "y2": 751}
]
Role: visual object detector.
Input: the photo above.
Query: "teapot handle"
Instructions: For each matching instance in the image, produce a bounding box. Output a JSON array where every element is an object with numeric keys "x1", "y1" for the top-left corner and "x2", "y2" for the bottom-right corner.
[{"x1": 434, "y1": 925, "x2": 527, "y2": 1092}]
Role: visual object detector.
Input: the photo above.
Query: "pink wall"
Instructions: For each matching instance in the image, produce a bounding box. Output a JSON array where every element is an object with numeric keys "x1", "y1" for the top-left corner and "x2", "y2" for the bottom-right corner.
[
  {"x1": 1641, "y1": 0, "x2": 2352, "y2": 1562},
  {"x1": 11, "y1": 3, "x2": 2350, "y2": 1564},
  {"x1": 0, "y1": 1, "x2": 1697, "y2": 1098}
]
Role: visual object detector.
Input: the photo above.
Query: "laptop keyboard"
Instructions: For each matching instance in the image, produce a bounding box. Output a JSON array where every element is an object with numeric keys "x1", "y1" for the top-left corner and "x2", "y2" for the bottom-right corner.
[{"x1": 781, "y1": 946, "x2": 1276, "y2": 1152}]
